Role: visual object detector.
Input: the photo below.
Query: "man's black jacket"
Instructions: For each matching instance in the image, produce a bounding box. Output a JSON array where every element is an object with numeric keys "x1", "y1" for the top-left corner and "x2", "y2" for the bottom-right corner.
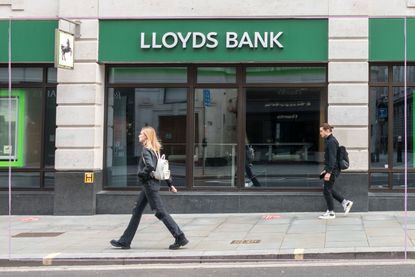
[{"x1": 324, "y1": 134, "x2": 340, "y2": 177}]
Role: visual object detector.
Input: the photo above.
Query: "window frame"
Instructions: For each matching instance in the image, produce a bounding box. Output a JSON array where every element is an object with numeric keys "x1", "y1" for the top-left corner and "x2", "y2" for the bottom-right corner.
[{"x1": 369, "y1": 62, "x2": 415, "y2": 191}]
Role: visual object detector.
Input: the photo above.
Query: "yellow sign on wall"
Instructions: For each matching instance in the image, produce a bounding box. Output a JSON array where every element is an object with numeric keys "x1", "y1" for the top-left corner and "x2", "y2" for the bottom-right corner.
[{"x1": 84, "y1": 172, "x2": 94, "y2": 184}]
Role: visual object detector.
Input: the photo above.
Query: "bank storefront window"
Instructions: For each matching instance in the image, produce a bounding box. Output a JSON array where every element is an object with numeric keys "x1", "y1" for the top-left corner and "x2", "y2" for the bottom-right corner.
[
  {"x1": 105, "y1": 65, "x2": 327, "y2": 189},
  {"x1": 0, "y1": 66, "x2": 56, "y2": 189},
  {"x1": 369, "y1": 64, "x2": 415, "y2": 189}
]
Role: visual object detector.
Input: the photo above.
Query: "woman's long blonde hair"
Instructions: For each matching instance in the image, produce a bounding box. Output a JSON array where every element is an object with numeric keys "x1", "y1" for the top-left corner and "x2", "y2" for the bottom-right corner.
[{"x1": 141, "y1": 126, "x2": 161, "y2": 153}]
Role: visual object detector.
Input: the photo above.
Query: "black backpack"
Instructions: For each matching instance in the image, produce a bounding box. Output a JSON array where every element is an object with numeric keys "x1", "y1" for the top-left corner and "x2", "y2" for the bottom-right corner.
[{"x1": 337, "y1": 145, "x2": 350, "y2": 170}]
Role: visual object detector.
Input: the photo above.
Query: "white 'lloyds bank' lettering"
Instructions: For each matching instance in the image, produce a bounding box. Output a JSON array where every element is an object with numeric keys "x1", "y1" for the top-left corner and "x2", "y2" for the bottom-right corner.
[{"x1": 139, "y1": 32, "x2": 284, "y2": 49}]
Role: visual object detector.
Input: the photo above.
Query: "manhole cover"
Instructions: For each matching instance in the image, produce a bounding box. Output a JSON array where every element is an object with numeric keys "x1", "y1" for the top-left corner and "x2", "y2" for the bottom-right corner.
[
  {"x1": 231, "y1": 240, "x2": 260, "y2": 244},
  {"x1": 12, "y1": 232, "x2": 64, "y2": 238}
]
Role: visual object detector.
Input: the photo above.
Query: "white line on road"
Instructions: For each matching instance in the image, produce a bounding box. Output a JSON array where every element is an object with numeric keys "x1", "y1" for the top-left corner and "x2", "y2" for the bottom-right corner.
[{"x1": 42, "y1": 252, "x2": 61, "y2": 266}]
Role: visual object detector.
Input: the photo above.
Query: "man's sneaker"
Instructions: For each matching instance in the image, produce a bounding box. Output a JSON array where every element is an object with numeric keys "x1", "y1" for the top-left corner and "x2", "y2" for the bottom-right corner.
[
  {"x1": 344, "y1": 200, "x2": 353, "y2": 215},
  {"x1": 110, "y1": 239, "x2": 130, "y2": 249},
  {"x1": 169, "y1": 234, "x2": 189, "y2": 250},
  {"x1": 318, "y1": 211, "x2": 336, "y2": 220}
]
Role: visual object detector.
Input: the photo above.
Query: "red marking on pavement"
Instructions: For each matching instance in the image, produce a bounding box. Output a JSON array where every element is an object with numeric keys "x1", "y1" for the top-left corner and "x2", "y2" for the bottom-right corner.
[
  {"x1": 18, "y1": 217, "x2": 40, "y2": 222},
  {"x1": 262, "y1": 214, "x2": 281, "y2": 220}
]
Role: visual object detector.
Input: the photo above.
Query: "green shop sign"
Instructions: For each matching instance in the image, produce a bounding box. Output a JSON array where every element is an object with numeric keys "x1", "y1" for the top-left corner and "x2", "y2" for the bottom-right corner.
[
  {"x1": 0, "y1": 20, "x2": 57, "y2": 63},
  {"x1": 370, "y1": 18, "x2": 415, "y2": 61},
  {"x1": 99, "y1": 19, "x2": 328, "y2": 62}
]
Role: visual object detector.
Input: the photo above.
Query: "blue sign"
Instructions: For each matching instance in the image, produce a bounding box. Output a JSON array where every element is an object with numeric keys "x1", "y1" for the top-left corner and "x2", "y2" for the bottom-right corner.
[
  {"x1": 378, "y1": 107, "x2": 387, "y2": 119},
  {"x1": 203, "y1": 89, "x2": 211, "y2": 106}
]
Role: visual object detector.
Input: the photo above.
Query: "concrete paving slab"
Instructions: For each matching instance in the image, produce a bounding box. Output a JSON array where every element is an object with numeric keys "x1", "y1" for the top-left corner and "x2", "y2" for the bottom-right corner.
[
  {"x1": 325, "y1": 241, "x2": 369, "y2": 248},
  {"x1": 325, "y1": 231, "x2": 367, "y2": 242}
]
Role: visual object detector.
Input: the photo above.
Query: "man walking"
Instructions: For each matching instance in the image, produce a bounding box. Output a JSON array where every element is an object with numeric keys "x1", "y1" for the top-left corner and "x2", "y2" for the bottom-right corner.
[{"x1": 319, "y1": 123, "x2": 353, "y2": 219}]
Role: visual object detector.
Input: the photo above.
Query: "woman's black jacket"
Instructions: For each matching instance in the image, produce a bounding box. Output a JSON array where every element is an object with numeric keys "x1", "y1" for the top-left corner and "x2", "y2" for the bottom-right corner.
[{"x1": 137, "y1": 147, "x2": 172, "y2": 187}]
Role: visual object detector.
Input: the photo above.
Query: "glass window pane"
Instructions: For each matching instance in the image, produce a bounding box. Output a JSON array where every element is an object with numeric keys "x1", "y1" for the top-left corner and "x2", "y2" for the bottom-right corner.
[
  {"x1": 246, "y1": 67, "x2": 326, "y2": 83},
  {"x1": 393, "y1": 66, "x2": 415, "y2": 83},
  {"x1": 393, "y1": 87, "x2": 414, "y2": 169},
  {"x1": 393, "y1": 173, "x2": 415, "y2": 188},
  {"x1": 44, "y1": 88, "x2": 56, "y2": 168},
  {"x1": 409, "y1": 66, "x2": 415, "y2": 83},
  {"x1": 0, "y1": 172, "x2": 40, "y2": 188},
  {"x1": 370, "y1": 87, "x2": 389, "y2": 169},
  {"x1": 47, "y1": 68, "x2": 57, "y2": 83},
  {"x1": 106, "y1": 87, "x2": 187, "y2": 188},
  {"x1": 370, "y1": 173, "x2": 389, "y2": 189},
  {"x1": 370, "y1": 65, "x2": 388, "y2": 82},
  {"x1": 24, "y1": 88, "x2": 42, "y2": 168},
  {"x1": 197, "y1": 67, "x2": 236, "y2": 83},
  {"x1": 0, "y1": 68, "x2": 43, "y2": 84},
  {"x1": 245, "y1": 88, "x2": 323, "y2": 188},
  {"x1": 393, "y1": 66, "x2": 403, "y2": 83},
  {"x1": 193, "y1": 88, "x2": 237, "y2": 187},
  {"x1": 109, "y1": 67, "x2": 187, "y2": 84}
]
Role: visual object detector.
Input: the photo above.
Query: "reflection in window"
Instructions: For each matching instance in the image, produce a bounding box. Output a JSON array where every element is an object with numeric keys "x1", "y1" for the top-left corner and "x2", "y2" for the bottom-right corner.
[
  {"x1": 193, "y1": 88, "x2": 237, "y2": 187},
  {"x1": 47, "y1": 68, "x2": 57, "y2": 83},
  {"x1": 245, "y1": 88, "x2": 323, "y2": 188},
  {"x1": 393, "y1": 66, "x2": 415, "y2": 83},
  {"x1": 106, "y1": 87, "x2": 187, "y2": 188},
  {"x1": 44, "y1": 88, "x2": 56, "y2": 168},
  {"x1": 370, "y1": 66, "x2": 388, "y2": 83},
  {"x1": 370, "y1": 173, "x2": 389, "y2": 189},
  {"x1": 246, "y1": 67, "x2": 326, "y2": 83},
  {"x1": 393, "y1": 173, "x2": 415, "y2": 188},
  {"x1": 393, "y1": 87, "x2": 414, "y2": 168},
  {"x1": 197, "y1": 67, "x2": 236, "y2": 83},
  {"x1": 0, "y1": 68, "x2": 43, "y2": 84},
  {"x1": 109, "y1": 67, "x2": 187, "y2": 84},
  {"x1": 369, "y1": 87, "x2": 389, "y2": 169}
]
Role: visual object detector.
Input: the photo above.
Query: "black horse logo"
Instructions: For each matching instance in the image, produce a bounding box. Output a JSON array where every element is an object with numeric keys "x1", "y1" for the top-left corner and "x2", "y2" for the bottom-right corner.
[{"x1": 60, "y1": 38, "x2": 72, "y2": 61}]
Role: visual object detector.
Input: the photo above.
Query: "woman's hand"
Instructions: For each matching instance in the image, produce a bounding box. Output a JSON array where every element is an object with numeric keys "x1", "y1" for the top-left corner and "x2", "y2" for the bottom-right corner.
[
  {"x1": 169, "y1": 186, "x2": 178, "y2": 193},
  {"x1": 324, "y1": 172, "x2": 331, "y2": 181}
]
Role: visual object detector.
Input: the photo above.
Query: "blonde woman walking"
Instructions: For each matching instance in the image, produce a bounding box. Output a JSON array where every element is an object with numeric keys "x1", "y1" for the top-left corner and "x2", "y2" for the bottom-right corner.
[{"x1": 110, "y1": 126, "x2": 188, "y2": 250}]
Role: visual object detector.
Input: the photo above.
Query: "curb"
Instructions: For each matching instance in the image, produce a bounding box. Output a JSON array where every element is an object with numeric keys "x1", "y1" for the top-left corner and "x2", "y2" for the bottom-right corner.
[{"x1": 1, "y1": 251, "x2": 414, "y2": 267}]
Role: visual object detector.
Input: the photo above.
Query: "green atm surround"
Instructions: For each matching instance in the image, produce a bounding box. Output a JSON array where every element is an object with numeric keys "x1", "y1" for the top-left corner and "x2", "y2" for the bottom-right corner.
[{"x1": 0, "y1": 89, "x2": 25, "y2": 167}]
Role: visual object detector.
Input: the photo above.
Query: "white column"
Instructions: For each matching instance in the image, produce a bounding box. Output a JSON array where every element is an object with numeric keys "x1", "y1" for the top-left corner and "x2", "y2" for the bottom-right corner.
[
  {"x1": 55, "y1": 18, "x2": 104, "y2": 170},
  {"x1": 328, "y1": 17, "x2": 369, "y2": 171}
]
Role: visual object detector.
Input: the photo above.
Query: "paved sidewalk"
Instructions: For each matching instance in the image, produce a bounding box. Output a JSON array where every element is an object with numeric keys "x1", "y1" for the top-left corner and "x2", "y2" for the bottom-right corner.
[{"x1": 1, "y1": 212, "x2": 415, "y2": 265}]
